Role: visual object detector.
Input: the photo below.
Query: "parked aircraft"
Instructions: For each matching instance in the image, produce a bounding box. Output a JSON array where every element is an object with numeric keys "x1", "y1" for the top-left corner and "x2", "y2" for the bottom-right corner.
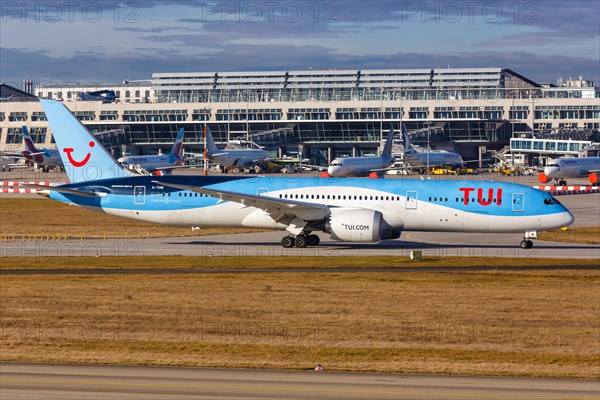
[
  {"x1": 118, "y1": 128, "x2": 186, "y2": 174},
  {"x1": 205, "y1": 126, "x2": 269, "y2": 172},
  {"x1": 538, "y1": 156, "x2": 600, "y2": 185},
  {"x1": 325, "y1": 129, "x2": 396, "y2": 177},
  {"x1": 28, "y1": 99, "x2": 574, "y2": 250},
  {"x1": 401, "y1": 125, "x2": 464, "y2": 168},
  {"x1": 21, "y1": 126, "x2": 62, "y2": 172}
]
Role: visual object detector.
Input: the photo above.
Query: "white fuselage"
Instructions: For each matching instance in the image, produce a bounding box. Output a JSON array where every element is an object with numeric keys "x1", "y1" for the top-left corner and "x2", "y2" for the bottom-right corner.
[
  {"x1": 403, "y1": 151, "x2": 464, "y2": 168},
  {"x1": 208, "y1": 149, "x2": 269, "y2": 168},
  {"x1": 118, "y1": 154, "x2": 181, "y2": 172},
  {"x1": 544, "y1": 157, "x2": 600, "y2": 179},
  {"x1": 327, "y1": 156, "x2": 395, "y2": 177}
]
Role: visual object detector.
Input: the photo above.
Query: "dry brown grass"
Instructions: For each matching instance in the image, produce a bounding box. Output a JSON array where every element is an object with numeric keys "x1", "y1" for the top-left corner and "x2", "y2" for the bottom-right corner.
[
  {"x1": 539, "y1": 226, "x2": 600, "y2": 244},
  {"x1": 1, "y1": 256, "x2": 599, "y2": 270},
  {"x1": 1, "y1": 268, "x2": 598, "y2": 378},
  {"x1": 0, "y1": 198, "x2": 263, "y2": 238}
]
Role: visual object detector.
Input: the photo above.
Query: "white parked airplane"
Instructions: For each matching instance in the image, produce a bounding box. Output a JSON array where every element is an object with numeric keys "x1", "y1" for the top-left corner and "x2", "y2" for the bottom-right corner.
[
  {"x1": 401, "y1": 125, "x2": 464, "y2": 168},
  {"x1": 538, "y1": 156, "x2": 600, "y2": 185},
  {"x1": 25, "y1": 99, "x2": 574, "y2": 250},
  {"x1": 118, "y1": 128, "x2": 185, "y2": 174},
  {"x1": 206, "y1": 126, "x2": 269, "y2": 172},
  {"x1": 325, "y1": 129, "x2": 396, "y2": 177}
]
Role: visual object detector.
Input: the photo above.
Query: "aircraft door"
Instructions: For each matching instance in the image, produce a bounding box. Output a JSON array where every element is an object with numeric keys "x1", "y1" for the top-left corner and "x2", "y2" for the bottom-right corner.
[
  {"x1": 134, "y1": 186, "x2": 146, "y2": 205},
  {"x1": 257, "y1": 188, "x2": 269, "y2": 196},
  {"x1": 405, "y1": 191, "x2": 418, "y2": 209},
  {"x1": 512, "y1": 192, "x2": 524, "y2": 212}
]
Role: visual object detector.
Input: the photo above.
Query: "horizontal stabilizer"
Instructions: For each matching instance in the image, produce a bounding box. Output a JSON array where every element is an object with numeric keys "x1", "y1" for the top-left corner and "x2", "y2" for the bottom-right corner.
[{"x1": 20, "y1": 183, "x2": 100, "y2": 198}]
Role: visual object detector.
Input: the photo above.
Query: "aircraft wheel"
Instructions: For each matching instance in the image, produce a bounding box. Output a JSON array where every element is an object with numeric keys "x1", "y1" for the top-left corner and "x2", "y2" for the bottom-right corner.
[
  {"x1": 294, "y1": 235, "x2": 308, "y2": 248},
  {"x1": 281, "y1": 236, "x2": 295, "y2": 248},
  {"x1": 307, "y1": 234, "x2": 320, "y2": 246},
  {"x1": 520, "y1": 240, "x2": 533, "y2": 249}
]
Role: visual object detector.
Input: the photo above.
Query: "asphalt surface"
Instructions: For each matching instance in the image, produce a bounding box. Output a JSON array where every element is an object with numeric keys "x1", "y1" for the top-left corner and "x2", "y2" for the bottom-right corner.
[{"x1": 2, "y1": 363, "x2": 599, "y2": 400}]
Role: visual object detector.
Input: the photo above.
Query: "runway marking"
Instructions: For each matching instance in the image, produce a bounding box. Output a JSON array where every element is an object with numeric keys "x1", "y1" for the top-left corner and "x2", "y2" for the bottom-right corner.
[
  {"x1": 1, "y1": 378, "x2": 596, "y2": 400},
  {"x1": 405, "y1": 233, "x2": 416, "y2": 240}
]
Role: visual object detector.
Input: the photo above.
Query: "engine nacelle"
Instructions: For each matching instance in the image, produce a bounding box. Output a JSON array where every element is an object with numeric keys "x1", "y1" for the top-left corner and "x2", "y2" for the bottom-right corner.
[{"x1": 327, "y1": 209, "x2": 383, "y2": 242}]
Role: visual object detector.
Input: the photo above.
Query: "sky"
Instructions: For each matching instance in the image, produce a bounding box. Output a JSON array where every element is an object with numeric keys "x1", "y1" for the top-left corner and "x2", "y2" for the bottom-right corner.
[{"x1": 1, "y1": 0, "x2": 599, "y2": 87}]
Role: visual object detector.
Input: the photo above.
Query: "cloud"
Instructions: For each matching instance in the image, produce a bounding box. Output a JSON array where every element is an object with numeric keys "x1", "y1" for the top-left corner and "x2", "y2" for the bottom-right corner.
[
  {"x1": 1, "y1": 1, "x2": 598, "y2": 86},
  {"x1": 2, "y1": 45, "x2": 598, "y2": 87}
]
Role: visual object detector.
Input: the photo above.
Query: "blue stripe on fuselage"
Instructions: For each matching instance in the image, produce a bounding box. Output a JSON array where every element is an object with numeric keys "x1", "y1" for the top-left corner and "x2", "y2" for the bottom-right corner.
[{"x1": 49, "y1": 176, "x2": 565, "y2": 217}]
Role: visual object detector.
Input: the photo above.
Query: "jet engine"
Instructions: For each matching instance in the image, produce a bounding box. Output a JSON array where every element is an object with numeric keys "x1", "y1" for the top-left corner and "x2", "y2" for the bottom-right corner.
[{"x1": 326, "y1": 209, "x2": 385, "y2": 242}]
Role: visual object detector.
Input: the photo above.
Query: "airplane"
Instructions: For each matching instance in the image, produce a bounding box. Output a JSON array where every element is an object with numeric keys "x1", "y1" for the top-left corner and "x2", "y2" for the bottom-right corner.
[
  {"x1": 325, "y1": 129, "x2": 396, "y2": 178},
  {"x1": 538, "y1": 156, "x2": 600, "y2": 185},
  {"x1": 117, "y1": 128, "x2": 186, "y2": 175},
  {"x1": 25, "y1": 99, "x2": 574, "y2": 251},
  {"x1": 205, "y1": 126, "x2": 269, "y2": 172},
  {"x1": 401, "y1": 125, "x2": 464, "y2": 168},
  {"x1": 21, "y1": 125, "x2": 63, "y2": 172}
]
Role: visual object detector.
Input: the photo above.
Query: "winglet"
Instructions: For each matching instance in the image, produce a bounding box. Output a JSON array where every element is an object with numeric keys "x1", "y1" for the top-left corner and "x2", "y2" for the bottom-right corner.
[{"x1": 40, "y1": 99, "x2": 135, "y2": 183}]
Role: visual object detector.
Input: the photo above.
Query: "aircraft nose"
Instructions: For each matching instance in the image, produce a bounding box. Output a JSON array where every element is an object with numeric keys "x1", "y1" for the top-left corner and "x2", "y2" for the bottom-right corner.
[{"x1": 563, "y1": 210, "x2": 574, "y2": 227}]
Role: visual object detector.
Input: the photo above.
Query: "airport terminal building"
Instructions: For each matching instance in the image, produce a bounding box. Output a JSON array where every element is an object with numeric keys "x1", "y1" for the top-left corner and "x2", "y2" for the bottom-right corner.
[{"x1": 1, "y1": 67, "x2": 598, "y2": 164}]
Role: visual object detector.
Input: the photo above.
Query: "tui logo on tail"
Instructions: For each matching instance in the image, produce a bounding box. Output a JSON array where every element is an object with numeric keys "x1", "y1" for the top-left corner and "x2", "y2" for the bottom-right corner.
[{"x1": 63, "y1": 141, "x2": 95, "y2": 167}]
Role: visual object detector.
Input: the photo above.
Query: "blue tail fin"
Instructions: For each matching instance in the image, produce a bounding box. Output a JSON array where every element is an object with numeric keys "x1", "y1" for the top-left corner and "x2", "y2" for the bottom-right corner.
[
  {"x1": 401, "y1": 124, "x2": 415, "y2": 154},
  {"x1": 168, "y1": 128, "x2": 185, "y2": 158},
  {"x1": 381, "y1": 128, "x2": 395, "y2": 157},
  {"x1": 40, "y1": 99, "x2": 135, "y2": 183}
]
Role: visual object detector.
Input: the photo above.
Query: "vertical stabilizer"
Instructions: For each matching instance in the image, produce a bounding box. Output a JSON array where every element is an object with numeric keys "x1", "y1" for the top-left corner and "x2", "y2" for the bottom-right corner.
[
  {"x1": 381, "y1": 128, "x2": 395, "y2": 157},
  {"x1": 40, "y1": 99, "x2": 136, "y2": 183},
  {"x1": 22, "y1": 125, "x2": 39, "y2": 153},
  {"x1": 401, "y1": 124, "x2": 416, "y2": 154},
  {"x1": 205, "y1": 125, "x2": 220, "y2": 153},
  {"x1": 168, "y1": 128, "x2": 185, "y2": 158}
]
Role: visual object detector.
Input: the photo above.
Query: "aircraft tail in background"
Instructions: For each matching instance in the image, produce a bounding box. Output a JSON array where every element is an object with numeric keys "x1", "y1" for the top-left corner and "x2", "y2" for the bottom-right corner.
[
  {"x1": 381, "y1": 128, "x2": 395, "y2": 157},
  {"x1": 40, "y1": 99, "x2": 136, "y2": 183},
  {"x1": 205, "y1": 125, "x2": 220, "y2": 153},
  {"x1": 22, "y1": 126, "x2": 40, "y2": 154},
  {"x1": 168, "y1": 128, "x2": 185, "y2": 158},
  {"x1": 401, "y1": 124, "x2": 416, "y2": 154}
]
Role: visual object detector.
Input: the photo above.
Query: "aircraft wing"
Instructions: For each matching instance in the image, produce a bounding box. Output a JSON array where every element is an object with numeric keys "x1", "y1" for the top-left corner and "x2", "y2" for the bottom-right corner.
[
  {"x1": 153, "y1": 165, "x2": 192, "y2": 171},
  {"x1": 20, "y1": 183, "x2": 101, "y2": 198},
  {"x1": 0, "y1": 151, "x2": 24, "y2": 158},
  {"x1": 152, "y1": 180, "x2": 330, "y2": 222},
  {"x1": 299, "y1": 164, "x2": 327, "y2": 171}
]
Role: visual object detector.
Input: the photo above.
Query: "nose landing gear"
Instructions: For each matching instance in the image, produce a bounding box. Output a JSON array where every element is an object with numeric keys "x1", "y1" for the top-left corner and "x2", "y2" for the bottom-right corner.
[{"x1": 520, "y1": 231, "x2": 537, "y2": 249}]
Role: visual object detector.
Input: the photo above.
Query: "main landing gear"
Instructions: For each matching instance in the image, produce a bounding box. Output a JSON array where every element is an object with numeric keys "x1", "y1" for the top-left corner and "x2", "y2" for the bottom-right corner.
[{"x1": 281, "y1": 233, "x2": 321, "y2": 248}]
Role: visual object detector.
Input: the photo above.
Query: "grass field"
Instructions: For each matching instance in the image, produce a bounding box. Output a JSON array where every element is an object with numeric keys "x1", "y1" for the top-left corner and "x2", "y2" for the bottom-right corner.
[
  {"x1": 1, "y1": 199, "x2": 599, "y2": 377},
  {"x1": 0, "y1": 198, "x2": 263, "y2": 238},
  {"x1": 1, "y1": 258, "x2": 599, "y2": 378},
  {"x1": 538, "y1": 226, "x2": 600, "y2": 244}
]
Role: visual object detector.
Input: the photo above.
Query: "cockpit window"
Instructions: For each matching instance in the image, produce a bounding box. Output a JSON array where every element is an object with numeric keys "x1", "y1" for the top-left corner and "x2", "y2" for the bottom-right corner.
[
  {"x1": 544, "y1": 197, "x2": 561, "y2": 205},
  {"x1": 547, "y1": 163, "x2": 558, "y2": 167}
]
